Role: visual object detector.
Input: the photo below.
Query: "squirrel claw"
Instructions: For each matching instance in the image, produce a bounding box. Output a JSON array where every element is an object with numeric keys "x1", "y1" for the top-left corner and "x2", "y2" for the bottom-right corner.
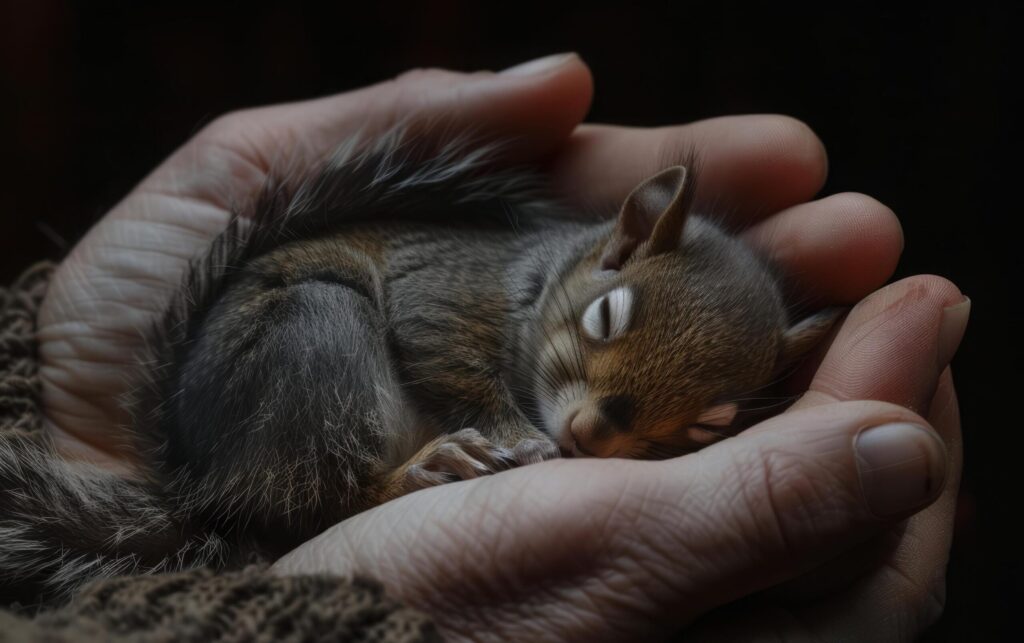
[
  {"x1": 396, "y1": 428, "x2": 513, "y2": 494},
  {"x1": 511, "y1": 438, "x2": 560, "y2": 465},
  {"x1": 389, "y1": 430, "x2": 560, "y2": 498}
]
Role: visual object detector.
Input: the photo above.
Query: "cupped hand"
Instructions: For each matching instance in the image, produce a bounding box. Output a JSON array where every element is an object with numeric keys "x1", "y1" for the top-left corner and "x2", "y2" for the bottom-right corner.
[
  {"x1": 276, "y1": 276, "x2": 967, "y2": 641},
  {"x1": 31, "y1": 52, "x2": 962, "y2": 640},
  {"x1": 36, "y1": 52, "x2": 864, "y2": 469},
  {"x1": 38, "y1": 55, "x2": 597, "y2": 468}
]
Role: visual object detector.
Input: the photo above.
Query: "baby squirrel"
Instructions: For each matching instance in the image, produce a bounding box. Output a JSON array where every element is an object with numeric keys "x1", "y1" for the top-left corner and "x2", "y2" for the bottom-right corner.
[{"x1": 0, "y1": 131, "x2": 837, "y2": 603}]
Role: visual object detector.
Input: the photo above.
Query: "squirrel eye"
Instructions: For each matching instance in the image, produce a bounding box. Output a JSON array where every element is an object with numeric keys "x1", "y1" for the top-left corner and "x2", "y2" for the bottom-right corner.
[{"x1": 581, "y1": 287, "x2": 633, "y2": 341}]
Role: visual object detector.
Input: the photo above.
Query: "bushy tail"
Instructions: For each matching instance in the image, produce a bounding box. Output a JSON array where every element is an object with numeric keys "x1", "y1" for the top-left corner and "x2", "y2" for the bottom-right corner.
[
  {"x1": 1, "y1": 129, "x2": 562, "y2": 607},
  {"x1": 0, "y1": 430, "x2": 229, "y2": 607}
]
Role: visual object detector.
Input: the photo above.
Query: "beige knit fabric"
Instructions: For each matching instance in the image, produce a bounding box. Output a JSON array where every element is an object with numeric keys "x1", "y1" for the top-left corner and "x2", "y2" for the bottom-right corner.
[
  {"x1": 0, "y1": 263, "x2": 50, "y2": 434},
  {"x1": 0, "y1": 264, "x2": 439, "y2": 642},
  {"x1": 0, "y1": 568, "x2": 438, "y2": 642}
]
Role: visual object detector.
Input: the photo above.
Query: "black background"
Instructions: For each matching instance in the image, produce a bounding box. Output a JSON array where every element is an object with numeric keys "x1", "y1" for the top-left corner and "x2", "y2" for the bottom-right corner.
[{"x1": 1, "y1": 2, "x2": 1019, "y2": 638}]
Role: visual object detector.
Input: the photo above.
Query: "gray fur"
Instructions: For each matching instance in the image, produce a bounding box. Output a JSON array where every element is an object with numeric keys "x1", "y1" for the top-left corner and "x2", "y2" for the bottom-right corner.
[
  {"x1": 1, "y1": 130, "x2": 828, "y2": 605},
  {"x1": 0, "y1": 431, "x2": 228, "y2": 606}
]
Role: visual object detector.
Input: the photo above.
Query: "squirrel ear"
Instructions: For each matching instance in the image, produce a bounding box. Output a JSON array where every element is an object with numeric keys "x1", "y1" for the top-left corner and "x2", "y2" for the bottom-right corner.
[
  {"x1": 777, "y1": 308, "x2": 844, "y2": 371},
  {"x1": 600, "y1": 166, "x2": 693, "y2": 270}
]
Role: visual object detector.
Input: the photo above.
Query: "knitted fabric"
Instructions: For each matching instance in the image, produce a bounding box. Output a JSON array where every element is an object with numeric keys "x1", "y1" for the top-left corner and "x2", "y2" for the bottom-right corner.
[{"x1": 0, "y1": 264, "x2": 438, "y2": 642}]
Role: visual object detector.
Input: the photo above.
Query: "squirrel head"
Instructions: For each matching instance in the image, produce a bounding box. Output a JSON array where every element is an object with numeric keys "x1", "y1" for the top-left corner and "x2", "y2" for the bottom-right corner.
[{"x1": 530, "y1": 166, "x2": 839, "y2": 459}]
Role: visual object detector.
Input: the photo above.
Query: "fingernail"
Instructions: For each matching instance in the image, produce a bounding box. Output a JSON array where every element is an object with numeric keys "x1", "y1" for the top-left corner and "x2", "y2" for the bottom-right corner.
[
  {"x1": 500, "y1": 52, "x2": 577, "y2": 76},
  {"x1": 855, "y1": 423, "x2": 947, "y2": 517},
  {"x1": 937, "y1": 296, "x2": 970, "y2": 370}
]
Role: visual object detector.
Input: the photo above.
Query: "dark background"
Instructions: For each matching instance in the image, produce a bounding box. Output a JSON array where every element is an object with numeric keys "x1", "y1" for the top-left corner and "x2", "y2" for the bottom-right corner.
[{"x1": 1, "y1": 1, "x2": 1018, "y2": 638}]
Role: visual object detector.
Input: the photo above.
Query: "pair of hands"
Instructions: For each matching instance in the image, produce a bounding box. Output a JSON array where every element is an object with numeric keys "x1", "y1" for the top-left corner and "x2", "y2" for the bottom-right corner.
[{"x1": 37, "y1": 53, "x2": 967, "y2": 640}]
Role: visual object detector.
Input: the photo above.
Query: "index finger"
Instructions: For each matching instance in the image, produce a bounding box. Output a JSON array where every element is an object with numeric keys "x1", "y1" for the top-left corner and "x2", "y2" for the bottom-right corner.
[{"x1": 550, "y1": 116, "x2": 828, "y2": 223}]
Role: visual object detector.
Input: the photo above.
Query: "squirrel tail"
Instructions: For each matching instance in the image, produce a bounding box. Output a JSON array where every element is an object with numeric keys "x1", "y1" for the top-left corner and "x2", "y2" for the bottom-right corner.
[
  {"x1": 0, "y1": 430, "x2": 229, "y2": 607},
  {"x1": 0, "y1": 129, "x2": 557, "y2": 607}
]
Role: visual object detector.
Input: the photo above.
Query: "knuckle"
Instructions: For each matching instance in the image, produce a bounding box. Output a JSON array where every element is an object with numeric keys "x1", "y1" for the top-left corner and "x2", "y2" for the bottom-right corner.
[
  {"x1": 736, "y1": 442, "x2": 860, "y2": 557},
  {"x1": 197, "y1": 110, "x2": 248, "y2": 142}
]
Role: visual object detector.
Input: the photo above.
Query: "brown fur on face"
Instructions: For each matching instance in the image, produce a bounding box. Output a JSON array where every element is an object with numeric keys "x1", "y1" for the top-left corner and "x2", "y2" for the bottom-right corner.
[
  {"x1": 528, "y1": 167, "x2": 832, "y2": 459},
  {"x1": 533, "y1": 227, "x2": 787, "y2": 458}
]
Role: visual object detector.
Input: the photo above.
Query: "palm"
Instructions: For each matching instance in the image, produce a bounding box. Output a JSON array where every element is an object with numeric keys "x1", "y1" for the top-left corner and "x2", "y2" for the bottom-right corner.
[
  {"x1": 276, "y1": 277, "x2": 964, "y2": 641},
  {"x1": 33, "y1": 63, "x2": 597, "y2": 465},
  {"x1": 37, "y1": 125, "x2": 263, "y2": 465}
]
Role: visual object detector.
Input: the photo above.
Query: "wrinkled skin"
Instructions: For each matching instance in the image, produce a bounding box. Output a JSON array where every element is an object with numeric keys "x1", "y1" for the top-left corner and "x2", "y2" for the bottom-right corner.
[{"x1": 36, "y1": 53, "x2": 965, "y2": 641}]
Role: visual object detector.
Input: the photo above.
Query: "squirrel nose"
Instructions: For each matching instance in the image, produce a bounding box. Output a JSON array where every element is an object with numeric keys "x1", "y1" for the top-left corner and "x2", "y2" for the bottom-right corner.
[
  {"x1": 566, "y1": 411, "x2": 609, "y2": 456},
  {"x1": 563, "y1": 410, "x2": 593, "y2": 456},
  {"x1": 598, "y1": 395, "x2": 636, "y2": 432},
  {"x1": 570, "y1": 409, "x2": 602, "y2": 441}
]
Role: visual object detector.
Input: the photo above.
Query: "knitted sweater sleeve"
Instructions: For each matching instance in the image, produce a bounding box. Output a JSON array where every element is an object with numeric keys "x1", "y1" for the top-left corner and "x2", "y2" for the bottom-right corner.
[{"x1": 0, "y1": 264, "x2": 438, "y2": 643}]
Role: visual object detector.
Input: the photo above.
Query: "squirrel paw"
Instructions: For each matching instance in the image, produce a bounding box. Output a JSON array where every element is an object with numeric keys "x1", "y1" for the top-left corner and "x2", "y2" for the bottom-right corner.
[
  {"x1": 510, "y1": 437, "x2": 560, "y2": 465},
  {"x1": 399, "y1": 428, "x2": 516, "y2": 493}
]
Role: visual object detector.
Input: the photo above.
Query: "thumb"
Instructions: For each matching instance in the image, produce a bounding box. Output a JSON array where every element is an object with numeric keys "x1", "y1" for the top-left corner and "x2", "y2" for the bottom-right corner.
[
  {"x1": 273, "y1": 400, "x2": 947, "y2": 640},
  {"x1": 655, "y1": 399, "x2": 947, "y2": 623}
]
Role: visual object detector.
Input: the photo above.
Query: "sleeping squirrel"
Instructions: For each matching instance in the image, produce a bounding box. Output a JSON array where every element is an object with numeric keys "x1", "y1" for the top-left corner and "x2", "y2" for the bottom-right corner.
[{"x1": 0, "y1": 131, "x2": 837, "y2": 604}]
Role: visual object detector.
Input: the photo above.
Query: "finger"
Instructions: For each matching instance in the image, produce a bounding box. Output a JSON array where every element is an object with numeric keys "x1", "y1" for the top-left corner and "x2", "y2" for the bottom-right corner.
[
  {"x1": 835, "y1": 367, "x2": 963, "y2": 634},
  {"x1": 741, "y1": 192, "x2": 904, "y2": 305},
  {"x1": 550, "y1": 115, "x2": 828, "y2": 221},
  {"x1": 290, "y1": 54, "x2": 594, "y2": 162},
  {"x1": 863, "y1": 366, "x2": 962, "y2": 631},
  {"x1": 721, "y1": 275, "x2": 967, "y2": 637},
  {"x1": 791, "y1": 275, "x2": 970, "y2": 415},
  {"x1": 275, "y1": 400, "x2": 947, "y2": 639},
  {"x1": 750, "y1": 369, "x2": 962, "y2": 601},
  {"x1": 645, "y1": 400, "x2": 947, "y2": 625},
  {"x1": 161, "y1": 53, "x2": 594, "y2": 198},
  {"x1": 806, "y1": 369, "x2": 962, "y2": 636},
  {"x1": 690, "y1": 370, "x2": 963, "y2": 641}
]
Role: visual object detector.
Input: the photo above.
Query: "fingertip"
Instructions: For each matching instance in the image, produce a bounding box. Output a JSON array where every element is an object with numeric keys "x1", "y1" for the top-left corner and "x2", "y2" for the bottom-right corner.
[
  {"x1": 832, "y1": 191, "x2": 904, "y2": 254},
  {"x1": 882, "y1": 274, "x2": 964, "y2": 310},
  {"x1": 475, "y1": 52, "x2": 593, "y2": 154},
  {"x1": 805, "y1": 275, "x2": 965, "y2": 414},
  {"x1": 265, "y1": 55, "x2": 593, "y2": 166},
  {"x1": 691, "y1": 114, "x2": 829, "y2": 216},
  {"x1": 552, "y1": 113, "x2": 830, "y2": 217},
  {"x1": 744, "y1": 192, "x2": 904, "y2": 304},
  {"x1": 391, "y1": 55, "x2": 594, "y2": 146},
  {"x1": 749, "y1": 114, "x2": 829, "y2": 197}
]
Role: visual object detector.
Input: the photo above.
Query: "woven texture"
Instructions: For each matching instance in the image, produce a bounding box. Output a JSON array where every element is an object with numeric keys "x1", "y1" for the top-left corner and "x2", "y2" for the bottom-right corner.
[
  {"x1": 0, "y1": 264, "x2": 438, "y2": 642},
  {"x1": 0, "y1": 568, "x2": 439, "y2": 643},
  {"x1": 0, "y1": 263, "x2": 51, "y2": 434}
]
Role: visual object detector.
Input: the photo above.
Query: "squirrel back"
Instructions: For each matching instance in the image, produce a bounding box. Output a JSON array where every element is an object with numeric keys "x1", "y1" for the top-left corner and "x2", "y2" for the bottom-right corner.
[
  {"x1": 1, "y1": 130, "x2": 838, "y2": 605},
  {"x1": 0, "y1": 132, "x2": 570, "y2": 604}
]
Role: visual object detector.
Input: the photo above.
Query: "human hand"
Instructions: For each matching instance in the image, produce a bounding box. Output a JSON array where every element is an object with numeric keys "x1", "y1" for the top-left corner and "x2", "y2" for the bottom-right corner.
[
  {"x1": 33, "y1": 52, "x2": 961, "y2": 639},
  {"x1": 37, "y1": 53, "x2": 593, "y2": 470},
  {"x1": 275, "y1": 275, "x2": 967, "y2": 641},
  {"x1": 35, "y1": 53, "x2": 883, "y2": 469}
]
